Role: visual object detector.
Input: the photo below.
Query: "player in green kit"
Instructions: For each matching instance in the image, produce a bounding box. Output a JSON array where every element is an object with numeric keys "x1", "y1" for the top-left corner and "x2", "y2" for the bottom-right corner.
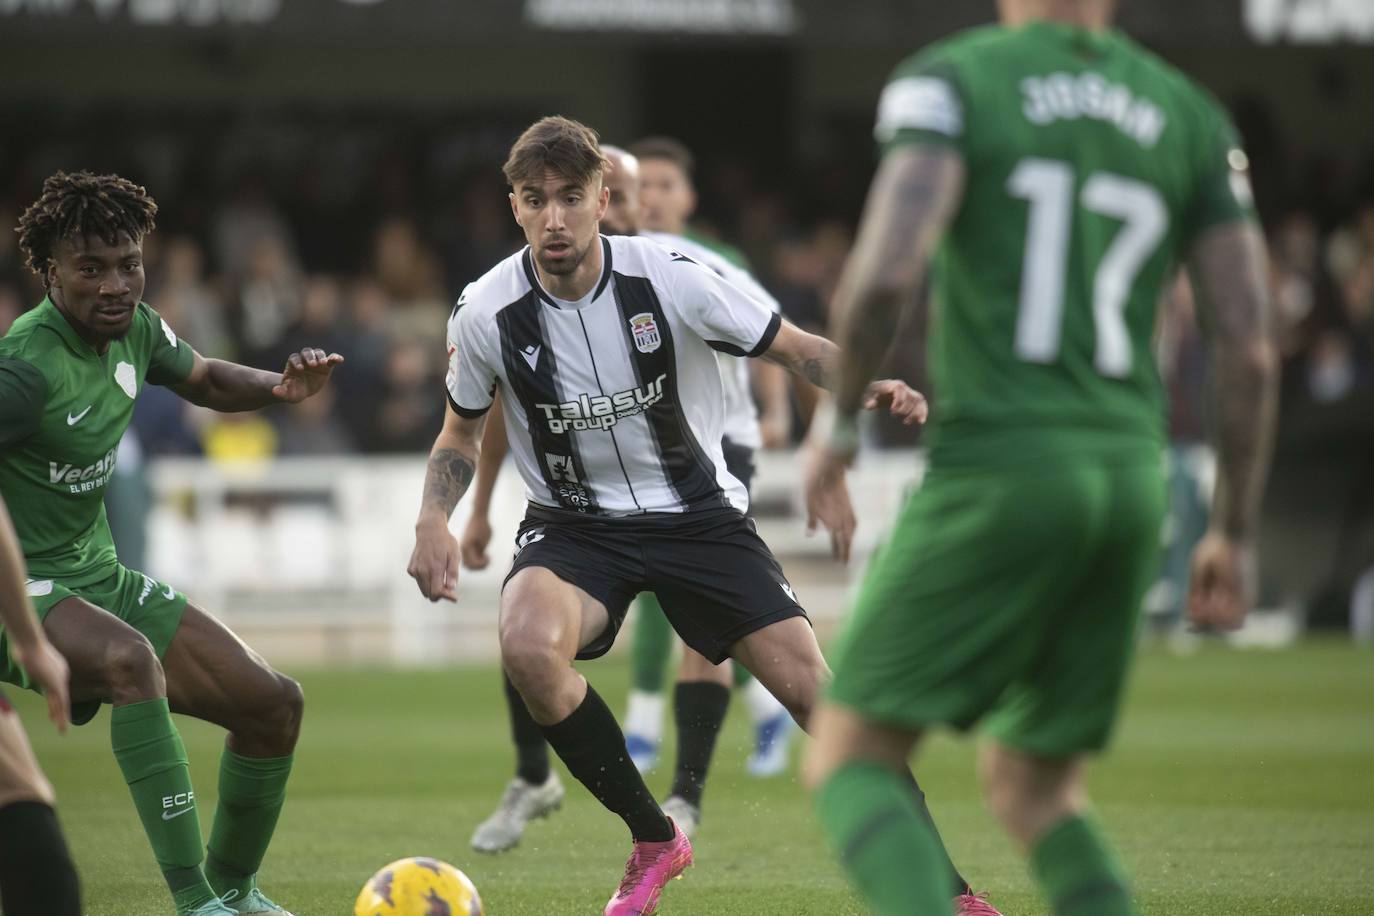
[
  {"x1": 618, "y1": 136, "x2": 799, "y2": 779},
  {"x1": 801, "y1": 1, "x2": 1277, "y2": 914},
  {"x1": 0, "y1": 172, "x2": 344, "y2": 916}
]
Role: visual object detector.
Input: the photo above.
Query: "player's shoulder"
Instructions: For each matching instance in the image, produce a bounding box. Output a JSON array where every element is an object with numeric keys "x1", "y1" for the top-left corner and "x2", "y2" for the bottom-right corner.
[
  {"x1": 608, "y1": 233, "x2": 684, "y2": 272},
  {"x1": 609, "y1": 234, "x2": 714, "y2": 293},
  {"x1": 889, "y1": 23, "x2": 1006, "y2": 80},
  {"x1": 639, "y1": 231, "x2": 726, "y2": 274},
  {"x1": 451, "y1": 247, "x2": 530, "y2": 323},
  {"x1": 132, "y1": 300, "x2": 182, "y2": 350},
  {"x1": 1107, "y1": 30, "x2": 1227, "y2": 122},
  {"x1": 0, "y1": 302, "x2": 66, "y2": 365}
]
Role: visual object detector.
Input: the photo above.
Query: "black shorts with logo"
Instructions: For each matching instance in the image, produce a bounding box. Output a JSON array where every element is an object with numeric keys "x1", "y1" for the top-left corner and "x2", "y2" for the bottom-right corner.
[{"x1": 504, "y1": 501, "x2": 806, "y2": 664}]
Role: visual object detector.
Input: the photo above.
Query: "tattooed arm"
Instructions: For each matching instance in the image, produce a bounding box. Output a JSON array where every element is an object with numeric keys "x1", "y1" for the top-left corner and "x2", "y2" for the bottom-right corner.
[
  {"x1": 408, "y1": 402, "x2": 488, "y2": 602},
  {"x1": 1185, "y1": 221, "x2": 1277, "y2": 629},
  {"x1": 761, "y1": 320, "x2": 930, "y2": 429},
  {"x1": 825, "y1": 145, "x2": 964, "y2": 422},
  {"x1": 760, "y1": 321, "x2": 842, "y2": 390},
  {"x1": 799, "y1": 144, "x2": 962, "y2": 563}
]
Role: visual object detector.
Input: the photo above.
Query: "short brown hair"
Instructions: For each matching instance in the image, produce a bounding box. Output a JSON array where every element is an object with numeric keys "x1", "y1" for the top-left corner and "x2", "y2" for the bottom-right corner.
[
  {"x1": 629, "y1": 136, "x2": 695, "y2": 181},
  {"x1": 503, "y1": 116, "x2": 610, "y2": 190}
]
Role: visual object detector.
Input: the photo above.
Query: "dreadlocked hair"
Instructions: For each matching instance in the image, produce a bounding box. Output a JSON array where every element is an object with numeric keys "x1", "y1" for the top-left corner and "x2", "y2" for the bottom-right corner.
[{"x1": 16, "y1": 171, "x2": 158, "y2": 282}]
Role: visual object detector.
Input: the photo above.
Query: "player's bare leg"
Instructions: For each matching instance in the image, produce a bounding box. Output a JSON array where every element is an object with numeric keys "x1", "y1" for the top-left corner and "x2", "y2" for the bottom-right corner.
[
  {"x1": 157, "y1": 603, "x2": 302, "y2": 915},
  {"x1": 733, "y1": 621, "x2": 987, "y2": 912},
  {"x1": 43, "y1": 598, "x2": 232, "y2": 915},
  {"x1": 979, "y1": 744, "x2": 1133, "y2": 914},
  {"x1": 661, "y1": 647, "x2": 732, "y2": 837},
  {"x1": 978, "y1": 744, "x2": 1086, "y2": 850},
  {"x1": 499, "y1": 568, "x2": 610, "y2": 723},
  {"x1": 728, "y1": 615, "x2": 829, "y2": 727},
  {"x1": 806, "y1": 703, "x2": 1000, "y2": 915},
  {"x1": 0, "y1": 695, "x2": 80, "y2": 916},
  {"x1": 501, "y1": 568, "x2": 692, "y2": 915}
]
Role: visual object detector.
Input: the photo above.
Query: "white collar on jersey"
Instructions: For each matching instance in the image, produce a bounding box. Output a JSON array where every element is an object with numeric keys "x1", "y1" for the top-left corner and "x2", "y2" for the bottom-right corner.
[{"x1": 522, "y1": 236, "x2": 614, "y2": 310}]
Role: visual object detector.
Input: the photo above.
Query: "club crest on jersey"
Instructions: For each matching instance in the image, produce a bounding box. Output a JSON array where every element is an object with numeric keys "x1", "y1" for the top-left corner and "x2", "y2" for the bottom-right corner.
[
  {"x1": 629, "y1": 312, "x2": 661, "y2": 354},
  {"x1": 114, "y1": 361, "x2": 138, "y2": 399}
]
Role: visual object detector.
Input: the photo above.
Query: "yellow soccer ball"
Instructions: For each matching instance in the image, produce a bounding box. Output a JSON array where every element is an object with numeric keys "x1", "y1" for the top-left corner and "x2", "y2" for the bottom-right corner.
[{"x1": 353, "y1": 857, "x2": 484, "y2": 916}]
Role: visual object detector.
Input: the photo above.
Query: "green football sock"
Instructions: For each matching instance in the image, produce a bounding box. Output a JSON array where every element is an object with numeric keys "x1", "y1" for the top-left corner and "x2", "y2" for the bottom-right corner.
[
  {"x1": 631, "y1": 593, "x2": 674, "y2": 693},
  {"x1": 1031, "y1": 815, "x2": 1136, "y2": 916},
  {"x1": 817, "y1": 761, "x2": 953, "y2": 916},
  {"x1": 110, "y1": 699, "x2": 217, "y2": 915},
  {"x1": 206, "y1": 748, "x2": 294, "y2": 901}
]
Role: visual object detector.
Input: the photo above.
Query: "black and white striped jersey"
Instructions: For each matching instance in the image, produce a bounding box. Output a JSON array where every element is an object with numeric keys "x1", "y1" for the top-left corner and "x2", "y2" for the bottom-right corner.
[
  {"x1": 641, "y1": 231, "x2": 781, "y2": 452},
  {"x1": 446, "y1": 234, "x2": 781, "y2": 516}
]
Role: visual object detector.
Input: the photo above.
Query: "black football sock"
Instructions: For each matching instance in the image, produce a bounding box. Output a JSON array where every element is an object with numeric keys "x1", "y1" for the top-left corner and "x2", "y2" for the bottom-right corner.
[
  {"x1": 540, "y1": 685, "x2": 673, "y2": 842},
  {"x1": 0, "y1": 801, "x2": 82, "y2": 916},
  {"x1": 503, "y1": 672, "x2": 551, "y2": 785},
  {"x1": 668, "y1": 681, "x2": 731, "y2": 809},
  {"x1": 905, "y1": 767, "x2": 972, "y2": 896}
]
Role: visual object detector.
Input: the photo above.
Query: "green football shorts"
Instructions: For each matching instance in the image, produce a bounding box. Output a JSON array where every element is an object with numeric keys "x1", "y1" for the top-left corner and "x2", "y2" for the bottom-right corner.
[
  {"x1": 1, "y1": 564, "x2": 188, "y2": 726},
  {"x1": 828, "y1": 454, "x2": 1165, "y2": 756}
]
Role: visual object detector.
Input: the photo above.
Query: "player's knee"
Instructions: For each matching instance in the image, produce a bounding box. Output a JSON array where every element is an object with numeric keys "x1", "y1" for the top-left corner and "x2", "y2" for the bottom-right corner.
[
  {"x1": 979, "y1": 746, "x2": 1082, "y2": 844},
  {"x1": 776, "y1": 661, "x2": 827, "y2": 730},
  {"x1": 500, "y1": 632, "x2": 562, "y2": 694},
  {"x1": 271, "y1": 674, "x2": 305, "y2": 744},
  {"x1": 980, "y1": 763, "x2": 1022, "y2": 829},
  {"x1": 246, "y1": 672, "x2": 304, "y2": 750},
  {"x1": 103, "y1": 635, "x2": 165, "y2": 701}
]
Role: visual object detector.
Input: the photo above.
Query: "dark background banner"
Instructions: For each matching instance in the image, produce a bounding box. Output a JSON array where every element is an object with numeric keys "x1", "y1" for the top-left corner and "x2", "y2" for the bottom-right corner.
[{"x1": 2, "y1": 0, "x2": 1352, "y2": 46}]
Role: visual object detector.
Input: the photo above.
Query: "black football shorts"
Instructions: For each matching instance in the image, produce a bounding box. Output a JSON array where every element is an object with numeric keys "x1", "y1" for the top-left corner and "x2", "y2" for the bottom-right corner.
[{"x1": 504, "y1": 503, "x2": 806, "y2": 663}]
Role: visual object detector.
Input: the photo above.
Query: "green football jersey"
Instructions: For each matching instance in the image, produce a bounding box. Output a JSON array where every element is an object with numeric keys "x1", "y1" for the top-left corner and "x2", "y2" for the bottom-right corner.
[
  {"x1": 0, "y1": 298, "x2": 195, "y2": 586},
  {"x1": 875, "y1": 19, "x2": 1255, "y2": 465}
]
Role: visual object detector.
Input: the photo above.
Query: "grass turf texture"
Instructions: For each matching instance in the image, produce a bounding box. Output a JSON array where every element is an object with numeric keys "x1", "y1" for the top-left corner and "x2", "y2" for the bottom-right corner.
[{"x1": 12, "y1": 641, "x2": 1373, "y2": 915}]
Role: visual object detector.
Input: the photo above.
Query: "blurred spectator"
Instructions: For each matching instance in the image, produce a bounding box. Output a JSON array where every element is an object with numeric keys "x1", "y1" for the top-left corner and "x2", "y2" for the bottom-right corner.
[
  {"x1": 359, "y1": 337, "x2": 445, "y2": 453},
  {"x1": 202, "y1": 412, "x2": 279, "y2": 463},
  {"x1": 1327, "y1": 201, "x2": 1374, "y2": 339},
  {"x1": 371, "y1": 216, "x2": 448, "y2": 349},
  {"x1": 232, "y1": 235, "x2": 303, "y2": 365},
  {"x1": 148, "y1": 235, "x2": 234, "y2": 361},
  {"x1": 0, "y1": 285, "x2": 22, "y2": 336},
  {"x1": 273, "y1": 388, "x2": 355, "y2": 456},
  {"x1": 212, "y1": 170, "x2": 299, "y2": 283}
]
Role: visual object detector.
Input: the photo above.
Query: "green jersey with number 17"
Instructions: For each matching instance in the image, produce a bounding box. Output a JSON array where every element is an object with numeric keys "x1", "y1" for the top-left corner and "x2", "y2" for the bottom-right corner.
[
  {"x1": 0, "y1": 298, "x2": 195, "y2": 586},
  {"x1": 876, "y1": 19, "x2": 1255, "y2": 466}
]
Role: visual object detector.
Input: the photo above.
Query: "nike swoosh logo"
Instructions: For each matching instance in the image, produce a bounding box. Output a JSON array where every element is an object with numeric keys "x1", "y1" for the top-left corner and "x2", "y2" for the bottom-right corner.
[
  {"x1": 67, "y1": 405, "x2": 93, "y2": 425},
  {"x1": 162, "y1": 806, "x2": 195, "y2": 821},
  {"x1": 521, "y1": 346, "x2": 541, "y2": 371},
  {"x1": 162, "y1": 585, "x2": 176, "y2": 600}
]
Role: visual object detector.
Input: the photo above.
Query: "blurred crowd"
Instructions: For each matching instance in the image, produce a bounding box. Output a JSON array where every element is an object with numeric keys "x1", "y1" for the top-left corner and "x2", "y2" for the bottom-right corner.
[
  {"x1": 1, "y1": 106, "x2": 1372, "y2": 629},
  {"x1": 2, "y1": 111, "x2": 1372, "y2": 458}
]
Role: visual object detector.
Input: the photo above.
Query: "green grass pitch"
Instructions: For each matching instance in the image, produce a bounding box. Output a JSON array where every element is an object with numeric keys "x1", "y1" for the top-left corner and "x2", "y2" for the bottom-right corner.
[{"x1": 12, "y1": 641, "x2": 1373, "y2": 915}]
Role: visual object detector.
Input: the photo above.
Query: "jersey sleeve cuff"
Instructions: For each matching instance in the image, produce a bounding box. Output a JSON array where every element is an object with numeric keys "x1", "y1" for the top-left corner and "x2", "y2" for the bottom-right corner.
[
  {"x1": 746, "y1": 312, "x2": 782, "y2": 358},
  {"x1": 446, "y1": 389, "x2": 491, "y2": 419}
]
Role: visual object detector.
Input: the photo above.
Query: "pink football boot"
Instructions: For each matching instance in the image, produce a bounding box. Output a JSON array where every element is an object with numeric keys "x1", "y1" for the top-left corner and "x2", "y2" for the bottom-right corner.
[
  {"x1": 604, "y1": 819, "x2": 694, "y2": 915},
  {"x1": 954, "y1": 891, "x2": 1005, "y2": 915}
]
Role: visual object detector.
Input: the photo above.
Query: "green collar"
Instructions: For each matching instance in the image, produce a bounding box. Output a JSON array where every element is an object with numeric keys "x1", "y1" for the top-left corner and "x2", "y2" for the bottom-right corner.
[
  {"x1": 39, "y1": 296, "x2": 103, "y2": 359},
  {"x1": 1022, "y1": 18, "x2": 1115, "y2": 54}
]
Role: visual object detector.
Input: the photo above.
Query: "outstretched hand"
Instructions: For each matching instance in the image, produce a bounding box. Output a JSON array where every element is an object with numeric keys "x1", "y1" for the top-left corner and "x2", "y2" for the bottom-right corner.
[
  {"x1": 273, "y1": 348, "x2": 345, "y2": 403},
  {"x1": 801, "y1": 439, "x2": 857, "y2": 563},
  {"x1": 862, "y1": 379, "x2": 928, "y2": 426},
  {"x1": 408, "y1": 519, "x2": 461, "y2": 602},
  {"x1": 461, "y1": 513, "x2": 493, "y2": 571},
  {"x1": 1188, "y1": 531, "x2": 1254, "y2": 631},
  {"x1": 11, "y1": 637, "x2": 70, "y2": 734}
]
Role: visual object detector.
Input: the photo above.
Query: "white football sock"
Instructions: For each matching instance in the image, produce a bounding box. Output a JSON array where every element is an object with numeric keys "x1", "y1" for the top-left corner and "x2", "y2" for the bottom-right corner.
[
  {"x1": 743, "y1": 678, "x2": 787, "y2": 725},
  {"x1": 623, "y1": 689, "x2": 665, "y2": 741}
]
